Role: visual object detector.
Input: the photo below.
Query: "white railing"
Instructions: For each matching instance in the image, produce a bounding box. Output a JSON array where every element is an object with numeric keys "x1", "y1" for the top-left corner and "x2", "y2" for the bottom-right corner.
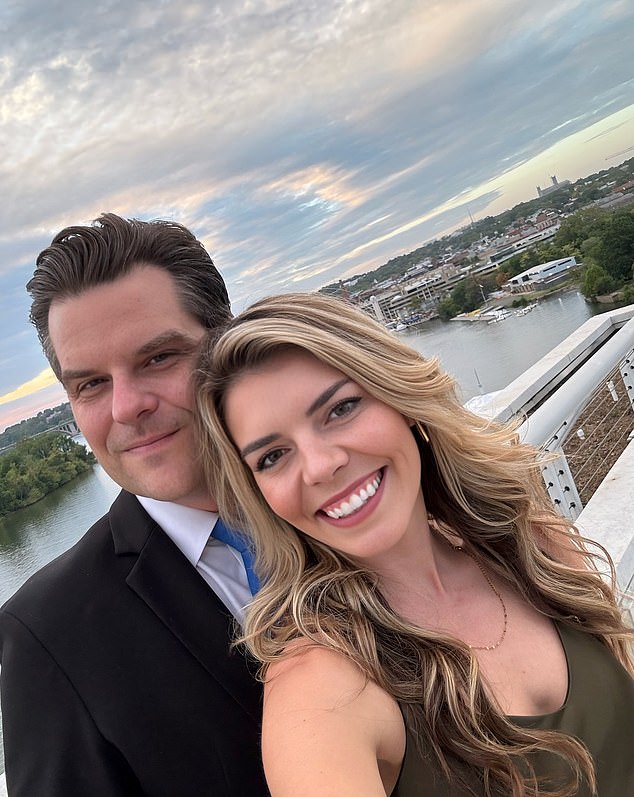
[
  {"x1": 471, "y1": 304, "x2": 634, "y2": 599},
  {"x1": 561, "y1": 360, "x2": 633, "y2": 505}
]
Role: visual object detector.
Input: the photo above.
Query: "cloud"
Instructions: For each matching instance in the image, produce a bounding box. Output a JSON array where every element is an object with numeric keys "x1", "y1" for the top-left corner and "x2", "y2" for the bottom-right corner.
[
  {"x1": 0, "y1": 368, "x2": 58, "y2": 406},
  {"x1": 0, "y1": 383, "x2": 67, "y2": 434},
  {"x1": 1, "y1": 0, "x2": 634, "y2": 425}
]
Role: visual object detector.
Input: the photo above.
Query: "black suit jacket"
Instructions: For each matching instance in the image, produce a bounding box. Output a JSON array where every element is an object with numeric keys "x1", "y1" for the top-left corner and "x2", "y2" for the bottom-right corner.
[{"x1": 0, "y1": 490, "x2": 270, "y2": 796}]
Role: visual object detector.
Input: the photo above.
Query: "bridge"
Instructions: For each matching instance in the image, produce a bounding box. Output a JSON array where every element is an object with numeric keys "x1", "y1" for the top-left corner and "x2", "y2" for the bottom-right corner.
[
  {"x1": 0, "y1": 419, "x2": 81, "y2": 455},
  {"x1": 52, "y1": 419, "x2": 80, "y2": 436}
]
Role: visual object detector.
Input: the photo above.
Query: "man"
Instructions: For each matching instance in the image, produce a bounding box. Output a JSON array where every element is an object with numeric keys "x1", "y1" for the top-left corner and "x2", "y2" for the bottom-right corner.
[{"x1": 0, "y1": 214, "x2": 270, "y2": 795}]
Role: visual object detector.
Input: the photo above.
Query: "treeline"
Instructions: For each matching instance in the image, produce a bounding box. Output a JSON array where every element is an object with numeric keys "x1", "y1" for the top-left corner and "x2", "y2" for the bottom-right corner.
[
  {"x1": 0, "y1": 432, "x2": 95, "y2": 516},
  {"x1": 556, "y1": 207, "x2": 634, "y2": 301},
  {"x1": 492, "y1": 206, "x2": 634, "y2": 302},
  {"x1": 0, "y1": 402, "x2": 73, "y2": 449},
  {"x1": 437, "y1": 206, "x2": 634, "y2": 318}
]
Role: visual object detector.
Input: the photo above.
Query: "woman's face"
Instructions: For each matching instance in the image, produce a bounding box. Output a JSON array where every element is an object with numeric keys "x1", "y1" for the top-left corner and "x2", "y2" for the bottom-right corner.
[{"x1": 223, "y1": 349, "x2": 428, "y2": 566}]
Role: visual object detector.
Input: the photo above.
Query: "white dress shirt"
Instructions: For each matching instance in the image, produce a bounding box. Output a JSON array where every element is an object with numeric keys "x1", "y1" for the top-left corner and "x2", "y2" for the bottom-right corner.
[{"x1": 137, "y1": 496, "x2": 253, "y2": 624}]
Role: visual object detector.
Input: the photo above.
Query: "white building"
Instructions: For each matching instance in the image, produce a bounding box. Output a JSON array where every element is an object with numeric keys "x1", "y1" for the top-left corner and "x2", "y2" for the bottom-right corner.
[
  {"x1": 507, "y1": 256, "x2": 577, "y2": 292},
  {"x1": 488, "y1": 224, "x2": 561, "y2": 266}
]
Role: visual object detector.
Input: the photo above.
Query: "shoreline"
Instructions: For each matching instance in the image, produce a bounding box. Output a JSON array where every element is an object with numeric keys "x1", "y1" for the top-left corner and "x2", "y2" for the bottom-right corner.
[{"x1": 0, "y1": 463, "x2": 95, "y2": 521}]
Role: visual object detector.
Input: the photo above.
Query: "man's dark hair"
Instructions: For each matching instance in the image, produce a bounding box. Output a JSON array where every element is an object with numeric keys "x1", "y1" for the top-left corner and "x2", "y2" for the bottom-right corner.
[{"x1": 28, "y1": 212, "x2": 232, "y2": 379}]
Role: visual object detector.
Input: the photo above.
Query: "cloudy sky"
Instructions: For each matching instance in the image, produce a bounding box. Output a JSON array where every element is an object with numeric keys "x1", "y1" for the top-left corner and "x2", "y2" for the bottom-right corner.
[{"x1": 1, "y1": 0, "x2": 634, "y2": 431}]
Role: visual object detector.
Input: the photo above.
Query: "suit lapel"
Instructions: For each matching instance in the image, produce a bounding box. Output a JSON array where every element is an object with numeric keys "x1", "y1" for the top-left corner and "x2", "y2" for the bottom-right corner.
[{"x1": 109, "y1": 491, "x2": 263, "y2": 722}]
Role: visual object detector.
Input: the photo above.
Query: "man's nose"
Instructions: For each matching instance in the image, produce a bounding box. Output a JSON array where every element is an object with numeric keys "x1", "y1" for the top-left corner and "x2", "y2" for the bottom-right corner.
[{"x1": 111, "y1": 378, "x2": 159, "y2": 423}]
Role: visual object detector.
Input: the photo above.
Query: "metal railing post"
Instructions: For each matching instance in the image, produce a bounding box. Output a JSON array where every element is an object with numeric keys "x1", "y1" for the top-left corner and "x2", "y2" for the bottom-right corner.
[
  {"x1": 541, "y1": 453, "x2": 583, "y2": 521},
  {"x1": 619, "y1": 351, "x2": 634, "y2": 412}
]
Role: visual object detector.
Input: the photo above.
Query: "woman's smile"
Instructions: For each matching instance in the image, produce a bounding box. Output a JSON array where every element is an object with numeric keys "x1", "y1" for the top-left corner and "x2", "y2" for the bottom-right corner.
[{"x1": 319, "y1": 468, "x2": 385, "y2": 522}]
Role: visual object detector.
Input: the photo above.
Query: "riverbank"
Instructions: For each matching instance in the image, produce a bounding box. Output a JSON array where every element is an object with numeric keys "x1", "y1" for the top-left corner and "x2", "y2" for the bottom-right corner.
[
  {"x1": 0, "y1": 463, "x2": 96, "y2": 519},
  {"x1": 450, "y1": 279, "x2": 583, "y2": 321},
  {"x1": 0, "y1": 433, "x2": 95, "y2": 518}
]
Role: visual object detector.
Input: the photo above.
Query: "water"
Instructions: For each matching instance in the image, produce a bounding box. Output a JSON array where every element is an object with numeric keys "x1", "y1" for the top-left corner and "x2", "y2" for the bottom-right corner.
[
  {"x1": 0, "y1": 464, "x2": 120, "y2": 606},
  {"x1": 0, "y1": 289, "x2": 609, "y2": 775},
  {"x1": 401, "y1": 290, "x2": 598, "y2": 401}
]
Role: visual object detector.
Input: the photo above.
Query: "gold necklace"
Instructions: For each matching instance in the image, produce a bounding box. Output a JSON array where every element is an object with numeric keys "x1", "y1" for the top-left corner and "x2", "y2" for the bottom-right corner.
[{"x1": 454, "y1": 545, "x2": 508, "y2": 651}]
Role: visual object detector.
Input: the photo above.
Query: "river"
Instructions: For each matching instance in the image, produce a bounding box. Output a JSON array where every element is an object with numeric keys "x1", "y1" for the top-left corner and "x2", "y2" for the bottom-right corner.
[{"x1": 0, "y1": 288, "x2": 611, "y2": 777}]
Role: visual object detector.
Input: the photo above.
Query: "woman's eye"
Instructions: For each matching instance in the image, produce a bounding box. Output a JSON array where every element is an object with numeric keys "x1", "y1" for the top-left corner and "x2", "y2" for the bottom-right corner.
[
  {"x1": 329, "y1": 397, "x2": 361, "y2": 419},
  {"x1": 256, "y1": 448, "x2": 286, "y2": 471}
]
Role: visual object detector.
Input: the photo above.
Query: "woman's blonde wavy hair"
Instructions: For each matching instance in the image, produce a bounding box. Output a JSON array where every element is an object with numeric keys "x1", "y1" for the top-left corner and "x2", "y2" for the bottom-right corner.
[{"x1": 195, "y1": 292, "x2": 632, "y2": 797}]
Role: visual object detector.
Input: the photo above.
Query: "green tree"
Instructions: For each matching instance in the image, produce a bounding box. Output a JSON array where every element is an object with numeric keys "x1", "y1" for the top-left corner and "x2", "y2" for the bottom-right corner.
[
  {"x1": 497, "y1": 254, "x2": 526, "y2": 279},
  {"x1": 0, "y1": 432, "x2": 95, "y2": 516},
  {"x1": 518, "y1": 249, "x2": 541, "y2": 269},
  {"x1": 598, "y1": 210, "x2": 634, "y2": 282},
  {"x1": 581, "y1": 264, "x2": 617, "y2": 299},
  {"x1": 555, "y1": 207, "x2": 608, "y2": 250},
  {"x1": 437, "y1": 297, "x2": 458, "y2": 320},
  {"x1": 621, "y1": 283, "x2": 634, "y2": 304},
  {"x1": 577, "y1": 185, "x2": 601, "y2": 203},
  {"x1": 580, "y1": 236, "x2": 603, "y2": 264},
  {"x1": 450, "y1": 279, "x2": 481, "y2": 313}
]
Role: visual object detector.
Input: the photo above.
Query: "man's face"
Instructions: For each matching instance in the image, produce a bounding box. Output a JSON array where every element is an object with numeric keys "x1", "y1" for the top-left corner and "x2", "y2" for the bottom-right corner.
[{"x1": 48, "y1": 265, "x2": 216, "y2": 510}]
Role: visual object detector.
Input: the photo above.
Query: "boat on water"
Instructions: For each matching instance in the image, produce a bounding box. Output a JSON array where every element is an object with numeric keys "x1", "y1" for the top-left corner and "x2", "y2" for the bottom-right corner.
[
  {"x1": 385, "y1": 311, "x2": 435, "y2": 333},
  {"x1": 454, "y1": 305, "x2": 515, "y2": 324},
  {"x1": 384, "y1": 320, "x2": 408, "y2": 332},
  {"x1": 515, "y1": 301, "x2": 538, "y2": 317},
  {"x1": 486, "y1": 308, "x2": 512, "y2": 324}
]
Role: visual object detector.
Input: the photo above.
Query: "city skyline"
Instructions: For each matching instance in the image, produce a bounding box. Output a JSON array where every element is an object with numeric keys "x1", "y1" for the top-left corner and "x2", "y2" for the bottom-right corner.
[{"x1": 1, "y1": 0, "x2": 634, "y2": 430}]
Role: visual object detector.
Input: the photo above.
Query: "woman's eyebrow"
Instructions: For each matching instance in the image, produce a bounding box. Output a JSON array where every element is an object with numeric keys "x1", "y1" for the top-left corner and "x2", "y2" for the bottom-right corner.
[
  {"x1": 240, "y1": 433, "x2": 280, "y2": 459},
  {"x1": 306, "y1": 378, "x2": 350, "y2": 416}
]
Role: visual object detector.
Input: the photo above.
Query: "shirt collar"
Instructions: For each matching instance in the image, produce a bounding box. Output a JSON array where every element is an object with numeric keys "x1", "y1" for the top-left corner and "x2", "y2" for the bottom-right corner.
[{"x1": 137, "y1": 495, "x2": 218, "y2": 567}]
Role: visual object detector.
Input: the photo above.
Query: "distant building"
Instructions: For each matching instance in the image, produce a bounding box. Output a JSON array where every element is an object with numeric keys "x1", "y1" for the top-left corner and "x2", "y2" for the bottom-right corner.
[
  {"x1": 363, "y1": 275, "x2": 442, "y2": 323},
  {"x1": 507, "y1": 256, "x2": 578, "y2": 293},
  {"x1": 358, "y1": 259, "x2": 500, "y2": 324},
  {"x1": 338, "y1": 279, "x2": 350, "y2": 300},
  {"x1": 488, "y1": 223, "x2": 561, "y2": 266},
  {"x1": 594, "y1": 191, "x2": 634, "y2": 210},
  {"x1": 536, "y1": 175, "x2": 571, "y2": 198}
]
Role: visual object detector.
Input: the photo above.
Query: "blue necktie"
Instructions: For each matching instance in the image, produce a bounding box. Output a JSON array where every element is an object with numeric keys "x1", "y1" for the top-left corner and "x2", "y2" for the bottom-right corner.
[{"x1": 212, "y1": 518, "x2": 260, "y2": 595}]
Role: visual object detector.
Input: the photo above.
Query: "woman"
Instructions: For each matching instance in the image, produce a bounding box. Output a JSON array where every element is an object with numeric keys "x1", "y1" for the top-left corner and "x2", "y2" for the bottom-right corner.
[{"x1": 195, "y1": 293, "x2": 634, "y2": 797}]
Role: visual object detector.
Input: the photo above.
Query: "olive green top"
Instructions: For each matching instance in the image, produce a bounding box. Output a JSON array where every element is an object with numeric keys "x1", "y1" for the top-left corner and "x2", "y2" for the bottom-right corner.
[{"x1": 393, "y1": 622, "x2": 634, "y2": 796}]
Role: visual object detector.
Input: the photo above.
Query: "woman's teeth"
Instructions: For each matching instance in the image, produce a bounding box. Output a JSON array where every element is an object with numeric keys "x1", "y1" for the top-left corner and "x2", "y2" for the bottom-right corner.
[{"x1": 324, "y1": 471, "x2": 383, "y2": 519}]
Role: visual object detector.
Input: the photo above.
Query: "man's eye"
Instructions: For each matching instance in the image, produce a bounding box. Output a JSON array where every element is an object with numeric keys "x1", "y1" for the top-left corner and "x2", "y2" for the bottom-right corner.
[
  {"x1": 329, "y1": 397, "x2": 361, "y2": 419},
  {"x1": 149, "y1": 352, "x2": 172, "y2": 365},
  {"x1": 256, "y1": 449, "x2": 286, "y2": 471},
  {"x1": 76, "y1": 378, "x2": 105, "y2": 395}
]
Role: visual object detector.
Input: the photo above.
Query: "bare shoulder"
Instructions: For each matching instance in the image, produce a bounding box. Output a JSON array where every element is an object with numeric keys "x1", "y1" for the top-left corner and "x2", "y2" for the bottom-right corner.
[
  {"x1": 262, "y1": 642, "x2": 405, "y2": 797},
  {"x1": 265, "y1": 641, "x2": 372, "y2": 702}
]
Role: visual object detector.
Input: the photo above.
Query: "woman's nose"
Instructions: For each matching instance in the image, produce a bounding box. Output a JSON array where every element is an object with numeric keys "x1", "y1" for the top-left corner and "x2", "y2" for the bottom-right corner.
[{"x1": 300, "y1": 438, "x2": 349, "y2": 485}]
